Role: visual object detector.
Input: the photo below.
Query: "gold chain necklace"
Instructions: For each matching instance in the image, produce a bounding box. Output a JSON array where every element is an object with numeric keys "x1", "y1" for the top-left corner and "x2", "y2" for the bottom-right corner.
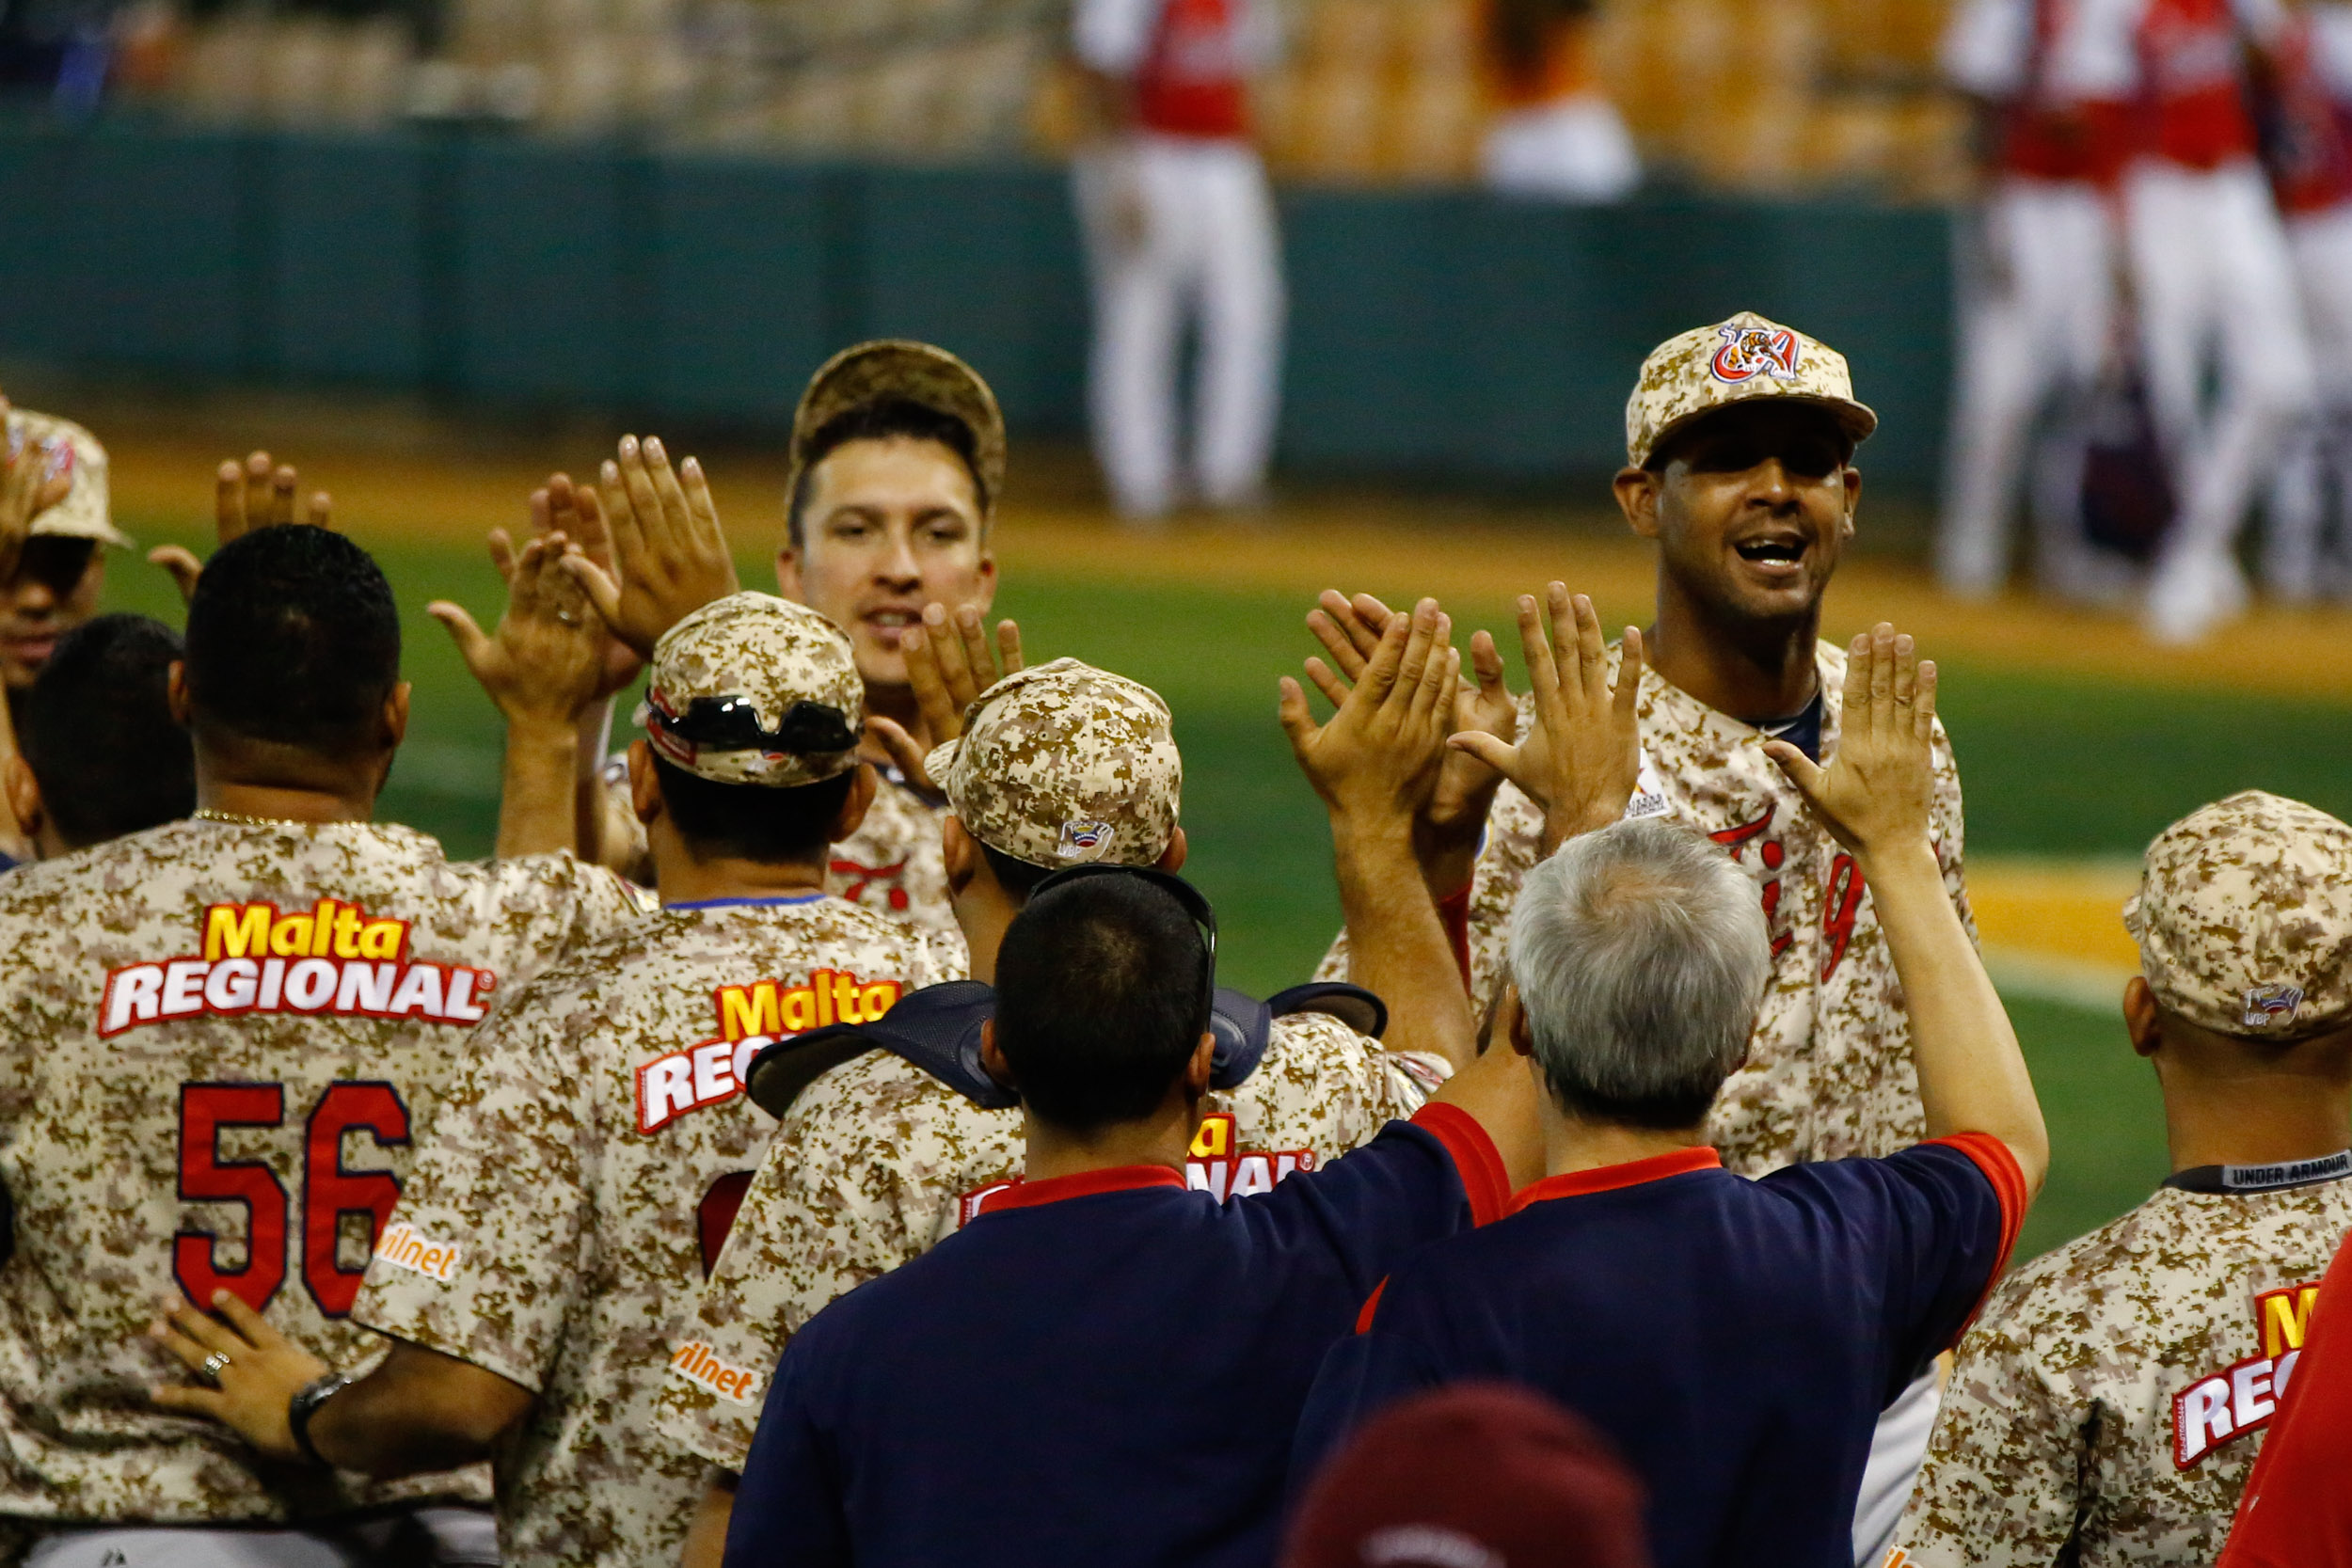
[{"x1": 193, "y1": 808, "x2": 315, "y2": 828}]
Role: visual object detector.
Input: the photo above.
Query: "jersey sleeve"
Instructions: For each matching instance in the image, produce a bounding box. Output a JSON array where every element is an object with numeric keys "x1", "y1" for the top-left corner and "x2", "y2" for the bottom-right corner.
[
  {"x1": 656, "y1": 1057, "x2": 1019, "y2": 1472},
  {"x1": 1897, "y1": 1272, "x2": 2090, "y2": 1567},
  {"x1": 1228, "y1": 1012, "x2": 1446, "y2": 1153},
  {"x1": 348, "y1": 993, "x2": 593, "y2": 1393},
  {"x1": 1929, "y1": 720, "x2": 1978, "y2": 947},
  {"x1": 1248, "y1": 1103, "x2": 1509, "y2": 1295}
]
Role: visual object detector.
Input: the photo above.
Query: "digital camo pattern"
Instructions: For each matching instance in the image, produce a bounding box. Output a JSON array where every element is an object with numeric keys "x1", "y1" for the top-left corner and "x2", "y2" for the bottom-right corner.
[
  {"x1": 9, "y1": 408, "x2": 129, "y2": 547},
  {"x1": 642, "y1": 593, "x2": 865, "y2": 787},
  {"x1": 929, "y1": 657, "x2": 1183, "y2": 869},
  {"x1": 2124, "y1": 790, "x2": 2352, "y2": 1040},
  {"x1": 828, "y1": 769, "x2": 969, "y2": 976},
  {"x1": 351, "y1": 896, "x2": 936, "y2": 1568},
  {"x1": 1318, "y1": 640, "x2": 1971, "y2": 1175},
  {"x1": 1625, "y1": 309, "x2": 1879, "y2": 467},
  {"x1": 787, "y1": 340, "x2": 1008, "y2": 516},
  {"x1": 0, "y1": 818, "x2": 641, "y2": 1527},
  {"x1": 654, "y1": 1010, "x2": 1449, "y2": 1471},
  {"x1": 1897, "y1": 1179, "x2": 2352, "y2": 1567}
]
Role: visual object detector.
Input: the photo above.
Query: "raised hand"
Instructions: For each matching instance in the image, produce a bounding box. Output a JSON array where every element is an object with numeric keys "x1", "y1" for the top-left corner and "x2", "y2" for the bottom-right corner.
[
  {"x1": 559, "y1": 435, "x2": 739, "y2": 659},
  {"x1": 0, "y1": 399, "x2": 75, "y2": 586},
  {"x1": 148, "y1": 1289, "x2": 329, "y2": 1464},
  {"x1": 1447, "y1": 584, "x2": 1644, "y2": 853},
  {"x1": 1279, "y1": 597, "x2": 1461, "y2": 834},
  {"x1": 1306, "y1": 588, "x2": 1515, "y2": 891},
  {"x1": 868, "y1": 604, "x2": 1025, "y2": 791},
  {"x1": 429, "y1": 532, "x2": 606, "y2": 729},
  {"x1": 492, "y1": 472, "x2": 643, "y2": 700},
  {"x1": 151, "y1": 451, "x2": 334, "y2": 604},
  {"x1": 1762, "y1": 624, "x2": 1937, "y2": 864}
]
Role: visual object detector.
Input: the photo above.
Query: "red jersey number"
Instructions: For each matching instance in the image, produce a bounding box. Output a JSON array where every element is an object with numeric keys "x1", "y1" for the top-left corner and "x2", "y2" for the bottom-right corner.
[{"x1": 175, "y1": 1081, "x2": 411, "y2": 1316}]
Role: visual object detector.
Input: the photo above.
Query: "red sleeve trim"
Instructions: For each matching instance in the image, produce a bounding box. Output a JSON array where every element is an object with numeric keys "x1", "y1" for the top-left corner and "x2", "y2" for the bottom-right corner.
[
  {"x1": 1412, "y1": 1101, "x2": 1511, "y2": 1227},
  {"x1": 1924, "y1": 1132, "x2": 2029, "y2": 1334},
  {"x1": 1355, "y1": 1277, "x2": 1389, "y2": 1335},
  {"x1": 1437, "y1": 882, "x2": 1474, "y2": 995}
]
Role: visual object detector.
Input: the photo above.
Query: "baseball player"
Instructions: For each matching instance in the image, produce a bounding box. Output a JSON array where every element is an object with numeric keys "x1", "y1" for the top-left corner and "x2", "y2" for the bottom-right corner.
[
  {"x1": 588, "y1": 345, "x2": 1008, "y2": 964},
  {"x1": 2048, "y1": 0, "x2": 2318, "y2": 642},
  {"x1": 1935, "y1": 0, "x2": 2125, "y2": 598},
  {"x1": 719, "y1": 608, "x2": 1535, "y2": 1568},
  {"x1": 1894, "y1": 789, "x2": 2352, "y2": 1566},
  {"x1": 1312, "y1": 312, "x2": 1976, "y2": 1563},
  {"x1": 2, "y1": 613, "x2": 194, "y2": 862},
  {"x1": 0, "y1": 523, "x2": 641, "y2": 1564},
  {"x1": 2216, "y1": 1227, "x2": 2352, "y2": 1565},
  {"x1": 151, "y1": 594, "x2": 938, "y2": 1568},
  {"x1": 658, "y1": 643, "x2": 1464, "y2": 1564},
  {"x1": 1072, "y1": 0, "x2": 1285, "y2": 518}
]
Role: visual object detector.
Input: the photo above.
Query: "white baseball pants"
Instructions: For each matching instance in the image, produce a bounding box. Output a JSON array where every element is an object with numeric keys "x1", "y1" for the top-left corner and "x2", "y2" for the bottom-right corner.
[
  {"x1": 1851, "y1": 1363, "x2": 1942, "y2": 1568},
  {"x1": 2265, "y1": 204, "x2": 2352, "y2": 597},
  {"x1": 1937, "y1": 178, "x2": 2116, "y2": 596},
  {"x1": 2123, "y1": 160, "x2": 2316, "y2": 638},
  {"x1": 1075, "y1": 135, "x2": 1286, "y2": 519}
]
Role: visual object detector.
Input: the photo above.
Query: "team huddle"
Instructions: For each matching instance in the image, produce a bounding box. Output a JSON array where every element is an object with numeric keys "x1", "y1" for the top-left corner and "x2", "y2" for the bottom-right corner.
[{"x1": 0, "y1": 316, "x2": 2345, "y2": 1568}]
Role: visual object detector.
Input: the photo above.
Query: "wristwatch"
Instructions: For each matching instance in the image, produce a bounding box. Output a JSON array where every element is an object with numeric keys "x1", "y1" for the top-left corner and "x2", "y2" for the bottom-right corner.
[{"x1": 287, "y1": 1372, "x2": 353, "y2": 1467}]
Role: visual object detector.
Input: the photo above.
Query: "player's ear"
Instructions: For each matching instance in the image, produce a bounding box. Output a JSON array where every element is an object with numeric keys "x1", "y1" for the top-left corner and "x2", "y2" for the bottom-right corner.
[
  {"x1": 1840, "y1": 467, "x2": 1862, "y2": 536},
  {"x1": 1184, "y1": 1034, "x2": 1216, "y2": 1098},
  {"x1": 978, "y1": 1018, "x2": 1018, "y2": 1091},
  {"x1": 4, "y1": 753, "x2": 44, "y2": 849},
  {"x1": 167, "y1": 659, "x2": 191, "y2": 726},
  {"x1": 773, "y1": 545, "x2": 803, "y2": 602},
  {"x1": 380, "y1": 682, "x2": 411, "y2": 750},
  {"x1": 627, "y1": 739, "x2": 663, "y2": 827},
  {"x1": 829, "y1": 763, "x2": 877, "y2": 844},
  {"x1": 1502, "y1": 984, "x2": 1534, "y2": 1059},
  {"x1": 1155, "y1": 827, "x2": 1187, "y2": 874},
  {"x1": 943, "y1": 815, "x2": 980, "y2": 896},
  {"x1": 2123, "y1": 975, "x2": 2164, "y2": 1059},
  {"x1": 1613, "y1": 466, "x2": 1663, "y2": 540}
]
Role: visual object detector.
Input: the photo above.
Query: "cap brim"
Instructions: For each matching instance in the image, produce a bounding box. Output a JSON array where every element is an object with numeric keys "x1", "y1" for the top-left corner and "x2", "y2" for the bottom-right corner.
[
  {"x1": 1639, "y1": 393, "x2": 1879, "y2": 469},
  {"x1": 28, "y1": 517, "x2": 134, "y2": 549},
  {"x1": 787, "y1": 341, "x2": 1007, "y2": 515}
]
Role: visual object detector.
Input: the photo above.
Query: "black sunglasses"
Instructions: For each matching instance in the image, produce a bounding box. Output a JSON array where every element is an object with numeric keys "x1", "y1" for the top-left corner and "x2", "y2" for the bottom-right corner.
[
  {"x1": 644, "y1": 691, "x2": 858, "y2": 755},
  {"x1": 1029, "y1": 863, "x2": 1218, "y2": 1019}
]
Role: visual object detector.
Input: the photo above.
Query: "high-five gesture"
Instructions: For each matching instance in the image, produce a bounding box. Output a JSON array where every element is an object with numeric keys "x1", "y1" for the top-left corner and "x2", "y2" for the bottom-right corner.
[
  {"x1": 150, "y1": 451, "x2": 335, "y2": 604},
  {"x1": 1448, "y1": 584, "x2": 1645, "y2": 853},
  {"x1": 492, "y1": 472, "x2": 644, "y2": 701},
  {"x1": 560, "y1": 435, "x2": 739, "y2": 658},
  {"x1": 1762, "y1": 625, "x2": 1935, "y2": 864},
  {"x1": 1280, "y1": 598, "x2": 1461, "y2": 832},
  {"x1": 868, "y1": 603, "x2": 1026, "y2": 791}
]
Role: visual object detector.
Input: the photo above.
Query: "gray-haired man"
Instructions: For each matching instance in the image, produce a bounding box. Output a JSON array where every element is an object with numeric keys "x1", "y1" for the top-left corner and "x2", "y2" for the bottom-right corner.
[{"x1": 1295, "y1": 593, "x2": 2047, "y2": 1568}]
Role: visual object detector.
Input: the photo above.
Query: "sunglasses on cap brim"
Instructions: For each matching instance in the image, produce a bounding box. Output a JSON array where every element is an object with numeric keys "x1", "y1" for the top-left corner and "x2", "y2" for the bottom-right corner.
[
  {"x1": 644, "y1": 693, "x2": 859, "y2": 755},
  {"x1": 1028, "y1": 863, "x2": 1218, "y2": 1017}
]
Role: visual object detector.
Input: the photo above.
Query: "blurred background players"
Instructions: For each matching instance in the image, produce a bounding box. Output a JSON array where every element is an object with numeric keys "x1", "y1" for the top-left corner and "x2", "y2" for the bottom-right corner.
[
  {"x1": 1073, "y1": 0, "x2": 1286, "y2": 520},
  {"x1": 1898, "y1": 790, "x2": 2352, "y2": 1566},
  {"x1": 3, "y1": 612, "x2": 194, "y2": 864},
  {"x1": 1475, "y1": 0, "x2": 1642, "y2": 200},
  {"x1": 1934, "y1": 0, "x2": 2122, "y2": 601}
]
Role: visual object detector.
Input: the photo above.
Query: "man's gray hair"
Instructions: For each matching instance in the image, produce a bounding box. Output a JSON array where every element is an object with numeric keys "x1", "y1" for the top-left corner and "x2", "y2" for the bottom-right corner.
[{"x1": 1506, "y1": 817, "x2": 1771, "y2": 1130}]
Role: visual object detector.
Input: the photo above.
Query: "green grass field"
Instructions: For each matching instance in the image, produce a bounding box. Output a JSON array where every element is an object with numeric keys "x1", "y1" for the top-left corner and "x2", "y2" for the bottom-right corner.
[{"x1": 103, "y1": 516, "x2": 2352, "y2": 1266}]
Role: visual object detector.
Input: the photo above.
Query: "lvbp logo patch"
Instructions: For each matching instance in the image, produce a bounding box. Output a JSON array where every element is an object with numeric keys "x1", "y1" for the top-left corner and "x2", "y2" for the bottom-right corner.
[
  {"x1": 2172, "y1": 1280, "x2": 2321, "y2": 1468},
  {"x1": 1710, "y1": 323, "x2": 1802, "y2": 385}
]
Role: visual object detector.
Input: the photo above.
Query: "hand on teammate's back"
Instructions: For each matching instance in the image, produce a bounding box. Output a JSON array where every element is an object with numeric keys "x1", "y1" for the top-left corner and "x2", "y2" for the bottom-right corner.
[
  {"x1": 1306, "y1": 589, "x2": 1515, "y2": 895},
  {"x1": 147, "y1": 1289, "x2": 327, "y2": 1465},
  {"x1": 867, "y1": 603, "x2": 1025, "y2": 790},
  {"x1": 150, "y1": 451, "x2": 335, "y2": 605},
  {"x1": 1447, "y1": 584, "x2": 1643, "y2": 853},
  {"x1": 560, "y1": 435, "x2": 739, "y2": 658},
  {"x1": 1761, "y1": 624, "x2": 1935, "y2": 865},
  {"x1": 1279, "y1": 597, "x2": 1460, "y2": 838},
  {"x1": 0, "y1": 395, "x2": 75, "y2": 587}
]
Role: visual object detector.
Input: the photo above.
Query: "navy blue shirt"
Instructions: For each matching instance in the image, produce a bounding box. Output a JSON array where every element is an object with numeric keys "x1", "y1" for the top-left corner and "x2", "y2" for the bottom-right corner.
[
  {"x1": 1296, "y1": 1136, "x2": 2025, "y2": 1568},
  {"x1": 725, "y1": 1105, "x2": 1509, "y2": 1568}
]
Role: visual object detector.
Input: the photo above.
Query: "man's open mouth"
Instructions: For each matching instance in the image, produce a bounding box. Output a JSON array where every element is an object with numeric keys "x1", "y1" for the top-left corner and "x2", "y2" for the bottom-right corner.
[{"x1": 1733, "y1": 538, "x2": 1806, "y2": 564}]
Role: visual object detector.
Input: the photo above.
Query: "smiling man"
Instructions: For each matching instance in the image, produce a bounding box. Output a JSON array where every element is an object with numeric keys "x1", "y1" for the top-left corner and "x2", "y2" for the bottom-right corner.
[{"x1": 772, "y1": 341, "x2": 1009, "y2": 967}]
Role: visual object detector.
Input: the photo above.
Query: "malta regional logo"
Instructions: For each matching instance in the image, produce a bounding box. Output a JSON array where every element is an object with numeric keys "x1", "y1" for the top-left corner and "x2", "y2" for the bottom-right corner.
[
  {"x1": 2172, "y1": 1279, "x2": 2321, "y2": 1467},
  {"x1": 635, "y1": 969, "x2": 904, "y2": 1133},
  {"x1": 1710, "y1": 324, "x2": 1802, "y2": 385}
]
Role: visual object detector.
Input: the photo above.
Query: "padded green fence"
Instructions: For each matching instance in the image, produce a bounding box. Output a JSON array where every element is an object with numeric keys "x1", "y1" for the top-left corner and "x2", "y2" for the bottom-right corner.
[{"x1": 0, "y1": 115, "x2": 1955, "y2": 485}]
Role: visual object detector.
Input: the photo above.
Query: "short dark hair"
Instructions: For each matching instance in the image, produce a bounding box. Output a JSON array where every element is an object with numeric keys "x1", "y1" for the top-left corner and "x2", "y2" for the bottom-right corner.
[
  {"x1": 651, "y1": 754, "x2": 855, "y2": 863},
  {"x1": 19, "y1": 613, "x2": 195, "y2": 849},
  {"x1": 993, "y1": 873, "x2": 1212, "y2": 1134},
  {"x1": 980, "y1": 841, "x2": 1057, "y2": 899},
  {"x1": 787, "y1": 397, "x2": 988, "y2": 546},
  {"x1": 183, "y1": 527, "x2": 401, "y2": 754}
]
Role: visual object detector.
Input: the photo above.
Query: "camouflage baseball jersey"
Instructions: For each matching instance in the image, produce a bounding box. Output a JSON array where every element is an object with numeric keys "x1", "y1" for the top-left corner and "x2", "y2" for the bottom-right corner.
[
  {"x1": 1896, "y1": 1174, "x2": 2352, "y2": 1567},
  {"x1": 655, "y1": 1010, "x2": 1450, "y2": 1471},
  {"x1": 351, "y1": 895, "x2": 936, "y2": 1568},
  {"x1": 0, "y1": 817, "x2": 642, "y2": 1527},
  {"x1": 1318, "y1": 639, "x2": 1971, "y2": 1175}
]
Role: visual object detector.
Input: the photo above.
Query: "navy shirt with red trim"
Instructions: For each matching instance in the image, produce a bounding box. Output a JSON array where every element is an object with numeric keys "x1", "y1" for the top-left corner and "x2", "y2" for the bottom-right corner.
[
  {"x1": 1295, "y1": 1133, "x2": 2026, "y2": 1568},
  {"x1": 723, "y1": 1103, "x2": 1510, "y2": 1568}
]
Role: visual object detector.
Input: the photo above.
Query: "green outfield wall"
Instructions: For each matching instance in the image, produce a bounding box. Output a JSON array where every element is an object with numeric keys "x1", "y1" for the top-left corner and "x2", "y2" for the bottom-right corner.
[{"x1": 0, "y1": 116, "x2": 1956, "y2": 485}]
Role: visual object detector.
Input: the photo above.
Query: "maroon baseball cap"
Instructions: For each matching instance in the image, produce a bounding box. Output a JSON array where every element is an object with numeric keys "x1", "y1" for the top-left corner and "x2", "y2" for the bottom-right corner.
[{"x1": 1282, "y1": 1384, "x2": 1651, "y2": 1568}]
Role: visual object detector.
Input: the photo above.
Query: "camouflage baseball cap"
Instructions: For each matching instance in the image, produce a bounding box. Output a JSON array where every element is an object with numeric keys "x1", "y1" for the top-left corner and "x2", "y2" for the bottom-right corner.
[
  {"x1": 1624, "y1": 310, "x2": 1878, "y2": 468},
  {"x1": 642, "y1": 592, "x2": 865, "y2": 788},
  {"x1": 8, "y1": 408, "x2": 131, "y2": 548},
  {"x1": 2124, "y1": 790, "x2": 2352, "y2": 1039},
  {"x1": 786, "y1": 341, "x2": 1007, "y2": 521},
  {"x1": 929, "y1": 657, "x2": 1182, "y2": 868}
]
